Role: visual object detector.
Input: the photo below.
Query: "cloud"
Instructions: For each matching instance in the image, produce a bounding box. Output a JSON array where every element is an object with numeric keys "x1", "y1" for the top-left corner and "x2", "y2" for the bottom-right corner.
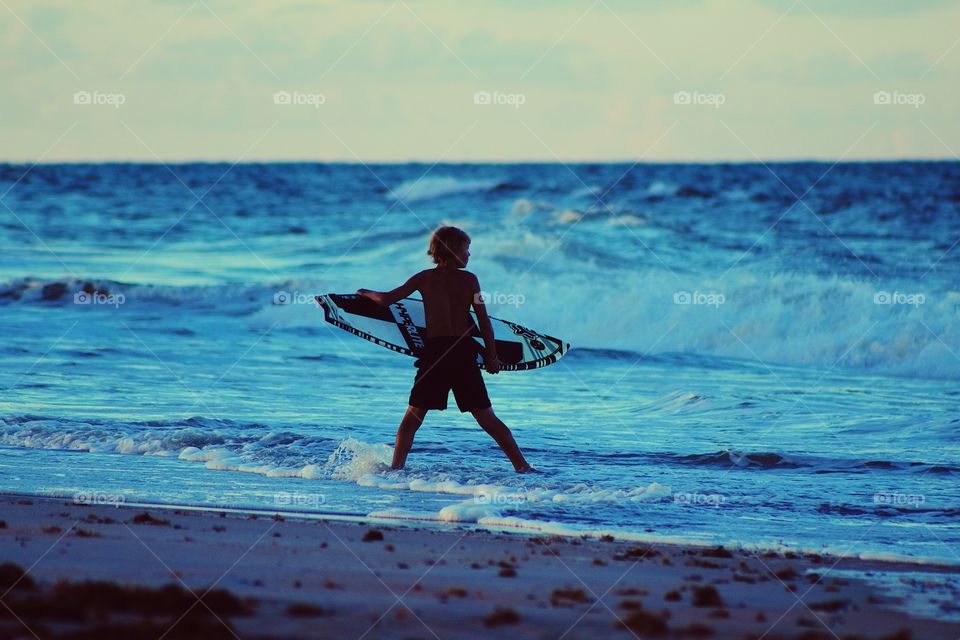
[
  {"x1": 1, "y1": 0, "x2": 958, "y2": 161},
  {"x1": 761, "y1": 0, "x2": 954, "y2": 17}
]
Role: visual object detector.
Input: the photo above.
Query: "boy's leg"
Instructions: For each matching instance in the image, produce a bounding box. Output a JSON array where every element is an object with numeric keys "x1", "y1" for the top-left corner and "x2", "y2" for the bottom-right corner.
[
  {"x1": 470, "y1": 406, "x2": 533, "y2": 472},
  {"x1": 391, "y1": 405, "x2": 427, "y2": 470}
]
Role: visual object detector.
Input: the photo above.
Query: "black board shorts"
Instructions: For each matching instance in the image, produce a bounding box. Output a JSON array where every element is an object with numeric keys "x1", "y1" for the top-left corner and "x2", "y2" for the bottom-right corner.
[{"x1": 409, "y1": 335, "x2": 491, "y2": 412}]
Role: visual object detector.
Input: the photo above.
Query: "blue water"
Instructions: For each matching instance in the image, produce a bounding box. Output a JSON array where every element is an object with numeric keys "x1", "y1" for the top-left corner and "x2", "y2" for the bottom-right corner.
[{"x1": 1, "y1": 162, "x2": 959, "y2": 566}]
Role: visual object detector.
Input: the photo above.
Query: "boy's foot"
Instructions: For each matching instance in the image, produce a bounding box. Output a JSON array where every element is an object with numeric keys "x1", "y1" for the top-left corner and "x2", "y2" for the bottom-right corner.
[{"x1": 514, "y1": 464, "x2": 540, "y2": 474}]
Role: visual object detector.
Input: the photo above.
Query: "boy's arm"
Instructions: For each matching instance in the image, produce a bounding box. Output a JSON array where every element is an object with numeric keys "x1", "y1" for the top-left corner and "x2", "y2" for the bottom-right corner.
[
  {"x1": 357, "y1": 272, "x2": 422, "y2": 306},
  {"x1": 469, "y1": 274, "x2": 500, "y2": 372}
]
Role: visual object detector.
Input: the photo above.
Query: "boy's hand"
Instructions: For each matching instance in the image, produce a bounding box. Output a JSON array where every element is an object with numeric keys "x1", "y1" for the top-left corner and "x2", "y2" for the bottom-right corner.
[
  {"x1": 485, "y1": 357, "x2": 502, "y2": 374},
  {"x1": 357, "y1": 288, "x2": 387, "y2": 306}
]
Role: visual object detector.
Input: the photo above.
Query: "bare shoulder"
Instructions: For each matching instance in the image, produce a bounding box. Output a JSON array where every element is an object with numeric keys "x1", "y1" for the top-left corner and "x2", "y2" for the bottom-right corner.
[{"x1": 461, "y1": 270, "x2": 480, "y2": 289}]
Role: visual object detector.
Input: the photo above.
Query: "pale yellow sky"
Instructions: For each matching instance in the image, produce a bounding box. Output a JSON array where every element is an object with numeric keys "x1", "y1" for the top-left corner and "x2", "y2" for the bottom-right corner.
[{"x1": 3, "y1": 0, "x2": 958, "y2": 161}]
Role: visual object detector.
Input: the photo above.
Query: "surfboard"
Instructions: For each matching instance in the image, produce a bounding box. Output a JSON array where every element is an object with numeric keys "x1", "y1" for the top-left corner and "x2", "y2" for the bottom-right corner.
[{"x1": 315, "y1": 294, "x2": 569, "y2": 371}]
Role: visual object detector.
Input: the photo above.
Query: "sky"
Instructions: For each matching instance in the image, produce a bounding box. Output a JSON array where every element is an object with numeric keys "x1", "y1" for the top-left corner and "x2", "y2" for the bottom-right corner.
[{"x1": 2, "y1": 0, "x2": 959, "y2": 162}]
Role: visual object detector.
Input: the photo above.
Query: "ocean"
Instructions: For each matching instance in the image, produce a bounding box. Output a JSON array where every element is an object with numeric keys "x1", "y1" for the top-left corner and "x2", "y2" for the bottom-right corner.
[{"x1": 1, "y1": 161, "x2": 958, "y2": 567}]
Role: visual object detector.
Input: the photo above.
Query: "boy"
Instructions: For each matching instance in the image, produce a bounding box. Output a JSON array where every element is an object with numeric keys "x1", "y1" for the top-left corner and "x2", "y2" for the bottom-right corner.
[{"x1": 357, "y1": 226, "x2": 535, "y2": 473}]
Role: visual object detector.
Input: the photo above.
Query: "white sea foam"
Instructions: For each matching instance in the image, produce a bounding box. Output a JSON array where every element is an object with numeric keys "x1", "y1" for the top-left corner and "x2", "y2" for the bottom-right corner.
[
  {"x1": 554, "y1": 209, "x2": 583, "y2": 224},
  {"x1": 646, "y1": 180, "x2": 679, "y2": 196},
  {"x1": 6, "y1": 256, "x2": 957, "y2": 380},
  {"x1": 3, "y1": 418, "x2": 958, "y2": 569},
  {"x1": 388, "y1": 176, "x2": 501, "y2": 202},
  {"x1": 475, "y1": 259, "x2": 960, "y2": 380}
]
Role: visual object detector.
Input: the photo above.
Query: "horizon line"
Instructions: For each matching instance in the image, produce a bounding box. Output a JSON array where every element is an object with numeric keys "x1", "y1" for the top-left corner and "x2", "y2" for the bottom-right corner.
[{"x1": 1, "y1": 156, "x2": 957, "y2": 165}]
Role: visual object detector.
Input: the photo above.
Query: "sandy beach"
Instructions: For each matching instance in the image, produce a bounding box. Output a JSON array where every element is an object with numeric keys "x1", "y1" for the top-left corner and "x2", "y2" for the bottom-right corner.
[
  {"x1": 0, "y1": 494, "x2": 956, "y2": 639},
  {"x1": 4, "y1": 0, "x2": 960, "y2": 637}
]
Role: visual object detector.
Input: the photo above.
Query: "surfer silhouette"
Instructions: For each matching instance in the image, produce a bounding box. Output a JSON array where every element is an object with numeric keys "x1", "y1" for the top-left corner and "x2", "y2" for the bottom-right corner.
[{"x1": 357, "y1": 226, "x2": 535, "y2": 473}]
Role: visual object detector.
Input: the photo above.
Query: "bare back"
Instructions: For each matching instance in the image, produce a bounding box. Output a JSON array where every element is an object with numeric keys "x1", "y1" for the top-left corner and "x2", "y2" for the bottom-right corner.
[{"x1": 416, "y1": 268, "x2": 477, "y2": 338}]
